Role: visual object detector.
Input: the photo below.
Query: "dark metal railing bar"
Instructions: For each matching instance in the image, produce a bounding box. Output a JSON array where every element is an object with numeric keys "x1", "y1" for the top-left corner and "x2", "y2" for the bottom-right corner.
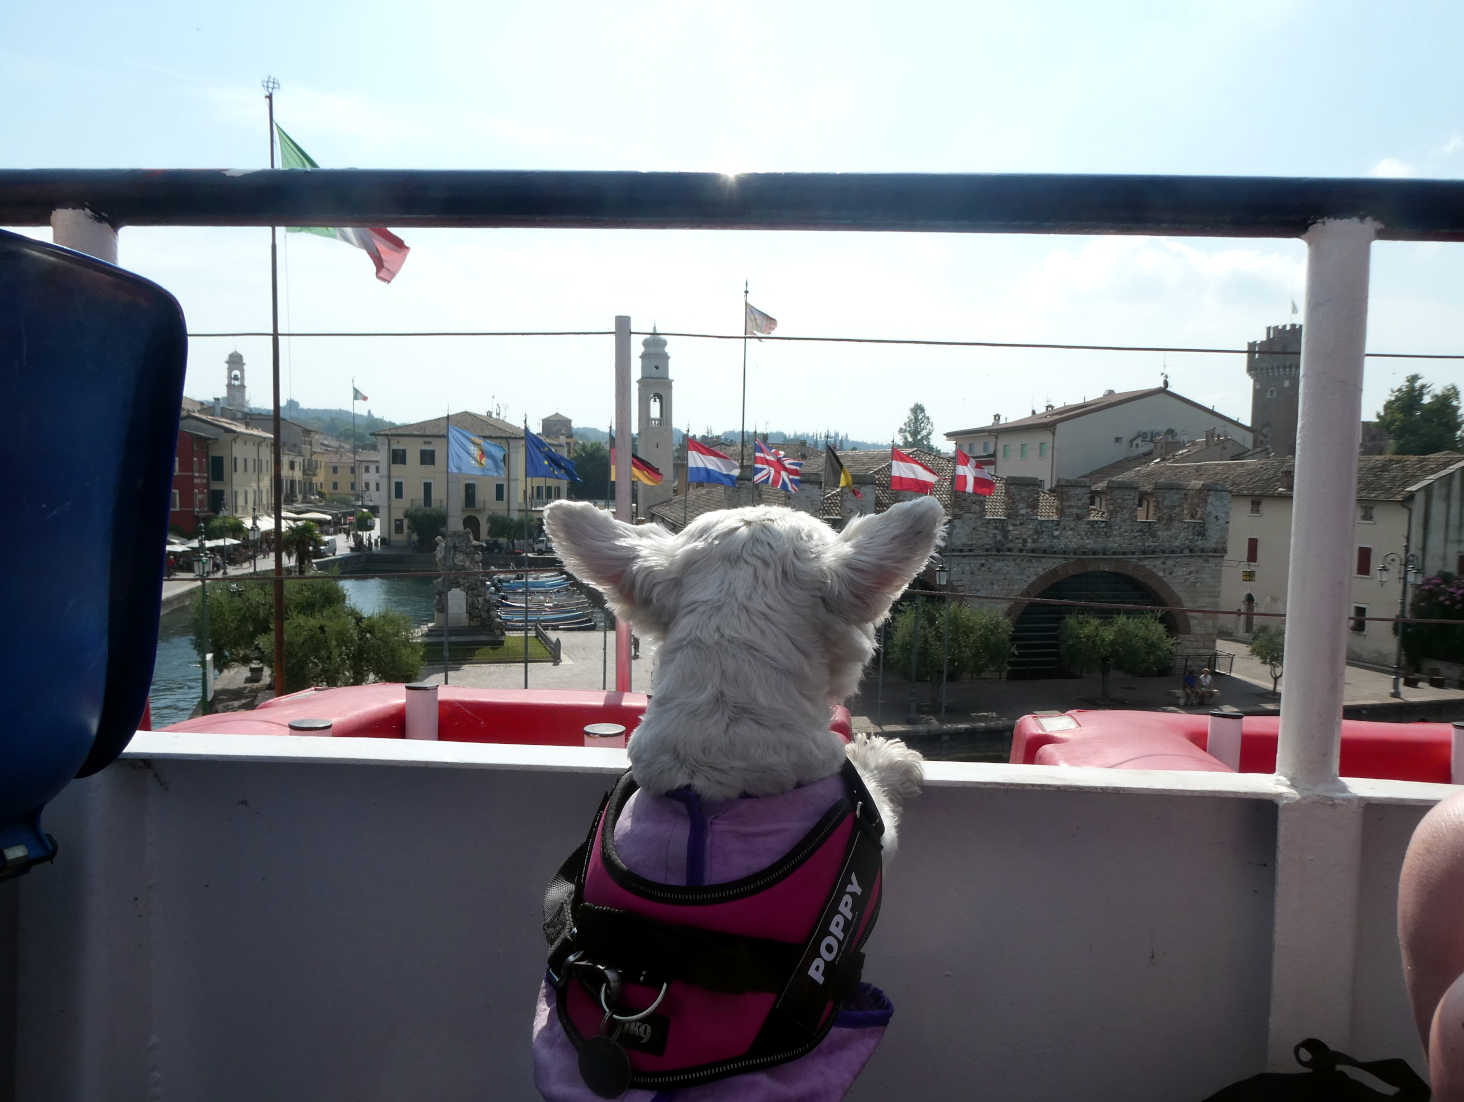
[{"x1": 7, "y1": 170, "x2": 1464, "y2": 240}]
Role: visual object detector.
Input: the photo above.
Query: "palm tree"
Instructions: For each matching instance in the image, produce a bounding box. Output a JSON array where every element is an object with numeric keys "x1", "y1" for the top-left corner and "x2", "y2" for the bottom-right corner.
[{"x1": 281, "y1": 521, "x2": 322, "y2": 576}]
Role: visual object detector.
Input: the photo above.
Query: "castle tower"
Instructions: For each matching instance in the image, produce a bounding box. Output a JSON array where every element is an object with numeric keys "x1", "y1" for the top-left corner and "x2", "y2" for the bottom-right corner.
[
  {"x1": 637, "y1": 329, "x2": 674, "y2": 510},
  {"x1": 1245, "y1": 323, "x2": 1301, "y2": 456},
  {"x1": 225, "y1": 351, "x2": 248, "y2": 411}
]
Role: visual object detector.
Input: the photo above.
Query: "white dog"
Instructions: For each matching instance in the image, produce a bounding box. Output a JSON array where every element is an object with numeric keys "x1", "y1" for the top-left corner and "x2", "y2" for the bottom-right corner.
[{"x1": 533, "y1": 497, "x2": 945, "y2": 1101}]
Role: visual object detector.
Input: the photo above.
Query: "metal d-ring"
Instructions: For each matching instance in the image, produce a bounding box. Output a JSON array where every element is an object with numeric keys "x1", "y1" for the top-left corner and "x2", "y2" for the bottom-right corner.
[{"x1": 599, "y1": 978, "x2": 669, "y2": 1022}]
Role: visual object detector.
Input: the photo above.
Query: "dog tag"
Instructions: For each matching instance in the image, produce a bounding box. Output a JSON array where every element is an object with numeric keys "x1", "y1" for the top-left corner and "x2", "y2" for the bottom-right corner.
[{"x1": 578, "y1": 1034, "x2": 632, "y2": 1098}]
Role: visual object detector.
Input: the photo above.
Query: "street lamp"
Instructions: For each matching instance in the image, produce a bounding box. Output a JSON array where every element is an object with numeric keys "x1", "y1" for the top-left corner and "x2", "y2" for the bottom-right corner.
[
  {"x1": 1378, "y1": 550, "x2": 1421, "y2": 699},
  {"x1": 196, "y1": 530, "x2": 211, "y2": 715},
  {"x1": 935, "y1": 559, "x2": 951, "y2": 718},
  {"x1": 250, "y1": 515, "x2": 260, "y2": 570}
]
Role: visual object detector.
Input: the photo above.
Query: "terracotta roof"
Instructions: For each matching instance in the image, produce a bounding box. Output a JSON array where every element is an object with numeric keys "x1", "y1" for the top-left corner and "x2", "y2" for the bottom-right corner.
[
  {"x1": 179, "y1": 411, "x2": 272, "y2": 440},
  {"x1": 373, "y1": 411, "x2": 521, "y2": 438},
  {"x1": 1119, "y1": 452, "x2": 1463, "y2": 500},
  {"x1": 945, "y1": 386, "x2": 1251, "y2": 437}
]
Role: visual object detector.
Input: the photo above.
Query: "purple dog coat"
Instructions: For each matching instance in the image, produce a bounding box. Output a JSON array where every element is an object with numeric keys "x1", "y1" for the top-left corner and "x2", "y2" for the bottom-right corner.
[{"x1": 533, "y1": 764, "x2": 892, "y2": 1100}]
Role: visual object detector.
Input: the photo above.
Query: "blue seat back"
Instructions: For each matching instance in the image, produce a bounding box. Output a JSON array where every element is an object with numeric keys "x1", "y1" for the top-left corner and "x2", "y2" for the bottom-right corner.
[{"x1": 0, "y1": 228, "x2": 186, "y2": 877}]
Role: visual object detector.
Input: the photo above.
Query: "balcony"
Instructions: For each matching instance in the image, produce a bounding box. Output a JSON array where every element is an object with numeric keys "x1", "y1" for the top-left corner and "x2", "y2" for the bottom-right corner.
[{"x1": 6, "y1": 169, "x2": 1464, "y2": 1100}]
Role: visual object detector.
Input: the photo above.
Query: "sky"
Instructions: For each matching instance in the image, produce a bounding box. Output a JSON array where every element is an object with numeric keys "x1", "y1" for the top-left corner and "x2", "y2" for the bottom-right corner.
[{"x1": 4, "y1": 0, "x2": 1463, "y2": 445}]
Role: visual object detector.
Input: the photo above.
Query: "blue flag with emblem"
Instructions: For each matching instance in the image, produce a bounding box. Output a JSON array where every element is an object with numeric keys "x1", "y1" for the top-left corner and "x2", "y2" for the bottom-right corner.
[{"x1": 447, "y1": 425, "x2": 506, "y2": 476}]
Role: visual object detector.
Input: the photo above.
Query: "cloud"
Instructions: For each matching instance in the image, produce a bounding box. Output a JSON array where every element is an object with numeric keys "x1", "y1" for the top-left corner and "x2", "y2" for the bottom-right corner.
[
  {"x1": 1370, "y1": 157, "x2": 1414, "y2": 178},
  {"x1": 1439, "y1": 134, "x2": 1464, "y2": 156}
]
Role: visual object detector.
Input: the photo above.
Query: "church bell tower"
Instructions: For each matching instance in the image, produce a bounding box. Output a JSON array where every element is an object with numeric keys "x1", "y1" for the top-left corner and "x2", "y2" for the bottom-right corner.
[
  {"x1": 225, "y1": 351, "x2": 248, "y2": 411},
  {"x1": 636, "y1": 329, "x2": 674, "y2": 511}
]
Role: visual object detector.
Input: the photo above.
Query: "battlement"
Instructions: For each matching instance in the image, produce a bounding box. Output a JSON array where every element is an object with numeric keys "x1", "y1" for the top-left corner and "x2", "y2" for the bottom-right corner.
[
  {"x1": 947, "y1": 476, "x2": 1230, "y2": 556},
  {"x1": 1246, "y1": 322, "x2": 1302, "y2": 377}
]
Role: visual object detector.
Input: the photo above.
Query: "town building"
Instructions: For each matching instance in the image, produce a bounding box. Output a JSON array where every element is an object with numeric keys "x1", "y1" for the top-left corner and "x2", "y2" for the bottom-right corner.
[
  {"x1": 169, "y1": 424, "x2": 212, "y2": 534},
  {"x1": 177, "y1": 410, "x2": 274, "y2": 521},
  {"x1": 1123, "y1": 453, "x2": 1464, "y2": 668},
  {"x1": 945, "y1": 384, "x2": 1252, "y2": 488},
  {"x1": 374, "y1": 412, "x2": 576, "y2": 546},
  {"x1": 241, "y1": 414, "x2": 321, "y2": 504}
]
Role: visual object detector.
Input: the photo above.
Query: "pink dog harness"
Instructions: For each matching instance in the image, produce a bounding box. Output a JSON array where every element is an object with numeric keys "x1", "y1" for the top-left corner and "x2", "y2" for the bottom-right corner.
[{"x1": 541, "y1": 761, "x2": 886, "y2": 1098}]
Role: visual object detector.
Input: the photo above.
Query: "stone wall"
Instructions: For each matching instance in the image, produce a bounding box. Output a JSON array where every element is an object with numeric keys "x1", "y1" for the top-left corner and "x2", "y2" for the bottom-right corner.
[{"x1": 941, "y1": 477, "x2": 1231, "y2": 651}]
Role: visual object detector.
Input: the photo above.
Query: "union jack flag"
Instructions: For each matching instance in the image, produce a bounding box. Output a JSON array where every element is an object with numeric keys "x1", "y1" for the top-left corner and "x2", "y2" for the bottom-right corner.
[{"x1": 753, "y1": 439, "x2": 802, "y2": 492}]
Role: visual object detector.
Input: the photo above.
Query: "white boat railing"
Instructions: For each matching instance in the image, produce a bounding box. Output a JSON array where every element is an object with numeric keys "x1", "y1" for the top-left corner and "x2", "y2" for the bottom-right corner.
[{"x1": 4, "y1": 169, "x2": 1463, "y2": 1095}]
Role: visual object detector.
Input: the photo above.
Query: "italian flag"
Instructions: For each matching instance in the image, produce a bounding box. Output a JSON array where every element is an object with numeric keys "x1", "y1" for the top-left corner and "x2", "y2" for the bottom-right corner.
[
  {"x1": 275, "y1": 125, "x2": 411, "y2": 283},
  {"x1": 889, "y1": 447, "x2": 938, "y2": 494}
]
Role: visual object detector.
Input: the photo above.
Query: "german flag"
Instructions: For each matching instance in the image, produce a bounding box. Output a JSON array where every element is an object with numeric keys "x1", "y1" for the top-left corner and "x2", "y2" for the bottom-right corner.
[{"x1": 610, "y1": 445, "x2": 663, "y2": 486}]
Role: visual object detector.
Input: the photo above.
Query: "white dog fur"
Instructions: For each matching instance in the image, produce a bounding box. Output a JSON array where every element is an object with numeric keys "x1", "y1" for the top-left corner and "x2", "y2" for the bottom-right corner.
[{"x1": 542, "y1": 496, "x2": 945, "y2": 853}]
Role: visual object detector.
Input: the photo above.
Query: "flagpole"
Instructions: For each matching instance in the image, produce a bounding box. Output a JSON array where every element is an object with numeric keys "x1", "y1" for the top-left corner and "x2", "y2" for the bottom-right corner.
[
  {"x1": 351, "y1": 380, "x2": 358, "y2": 516},
  {"x1": 264, "y1": 76, "x2": 286, "y2": 697},
  {"x1": 683, "y1": 422, "x2": 690, "y2": 529},
  {"x1": 442, "y1": 406, "x2": 451, "y2": 685},
  {"x1": 523, "y1": 415, "x2": 530, "y2": 690},
  {"x1": 740, "y1": 280, "x2": 749, "y2": 473}
]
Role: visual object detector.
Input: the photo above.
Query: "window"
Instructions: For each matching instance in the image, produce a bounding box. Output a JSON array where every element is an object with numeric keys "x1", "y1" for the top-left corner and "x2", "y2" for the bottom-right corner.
[
  {"x1": 331, "y1": 465, "x2": 338, "y2": 475},
  {"x1": 232, "y1": 456, "x2": 238, "y2": 473},
  {"x1": 391, "y1": 448, "x2": 406, "y2": 465},
  {"x1": 1350, "y1": 605, "x2": 1367, "y2": 634},
  {"x1": 211, "y1": 455, "x2": 225, "y2": 481},
  {"x1": 1356, "y1": 546, "x2": 1372, "y2": 577},
  {"x1": 394, "y1": 518, "x2": 404, "y2": 534},
  {"x1": 422, "y1": 482, "x2": 433, "y2": 507},
  {"x1": 232, "y1": 491, "x2": 237, "y2": 512},
  {"x1": 1246, "y1": 538, "x2": 1259, "y2": 564},
  {"x1": 170, "y1": 489, "x2": 180, "y2": 510},
  {"x1": 464, "y1": 483, "x2": 477, "y2": 508},
  {"x1": 534, "y1": 485, "x2": 544, "y2": 501},
  {"x1": 1359, "y1": 504, "x2": 1374, "y2": 522},
  {"x1": 1038, "y1": 442, "x2": 1047, "y2": 457},
  {"x1": 375, "y1": 482, "x2": 380, "y2": 492},
  {"x1": 1020, "y1": 443, "x2": 1028, "y2": 459},
  {"x1": 331, "y1": 481, "x2": 339, "y2": 491},
  {"x1": 1249, "y1": 499, "x2": 1262, "y2": 515},
  {"x1": 983, "y1": 442, "x2": 993, "y2": 454},
  {"x1": 393, "y1": 480, "x2": 404, "y2": 500},
  {"x1": 420, "y1": 448, "x2": 436, "y2": 466},
  {"x1": 350, "y1": 481, "x2": 356, "y2": 491},
  {"x1": 496, "y1": 483, "x2": 505, "y2": 502},
  {"x1": 1002, "y1": 444, "x2": 1010, "y2": 459}
]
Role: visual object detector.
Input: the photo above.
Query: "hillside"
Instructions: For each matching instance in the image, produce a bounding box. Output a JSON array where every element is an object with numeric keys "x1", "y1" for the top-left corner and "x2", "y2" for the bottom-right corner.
[{"x1": 278, "y1": 400, "x2": 397, "y2": 448}]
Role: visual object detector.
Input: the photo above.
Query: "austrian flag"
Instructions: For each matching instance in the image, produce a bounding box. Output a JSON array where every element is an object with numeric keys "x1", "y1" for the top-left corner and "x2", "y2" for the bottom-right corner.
[
  {"x1": 955, "y1": 448, "x2": 996, "y2": 496},
  {"x1": 889, "y1": 447, "x2": 938, "y2": 494}
]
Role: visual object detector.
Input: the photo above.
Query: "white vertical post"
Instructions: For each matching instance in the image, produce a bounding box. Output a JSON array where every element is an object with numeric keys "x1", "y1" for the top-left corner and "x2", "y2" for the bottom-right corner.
[
  {"x1": 1205, "y1": 711, "x2": 1243, "y2": 771},
  {"x1": 50, "y1": 209, "x2": 118, "y2": 264},
  {"x1": 1275, "y1": 218, "x2": 1376, "y2": 790},
  {"x1": 404, "y1": 682, "x2": 439, "y2": 741},
  {"x1": 614, "y1": 317, "x2": 633, "y2": 693},
  {"x1": 1452, "y1": 722, "x2": 1464, "y2": 785},
  {"x1": 1266, "y1": 217, "x2": 1376, "y2": 1070}
]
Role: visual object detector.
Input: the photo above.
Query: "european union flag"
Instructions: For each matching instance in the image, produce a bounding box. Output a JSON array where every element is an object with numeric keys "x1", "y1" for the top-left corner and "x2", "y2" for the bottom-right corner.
[
  {"x1": 524, "y1": 429, "x2": 579, "y2": 481},
  {"x1": 447, "y1": 425, "x2": 506, "y2": 476}
]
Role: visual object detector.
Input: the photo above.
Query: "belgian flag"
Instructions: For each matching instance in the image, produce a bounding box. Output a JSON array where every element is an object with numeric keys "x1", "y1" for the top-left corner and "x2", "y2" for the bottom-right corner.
[{"x1": 826, "y1": 444, "x2": 862, "y2": 498}]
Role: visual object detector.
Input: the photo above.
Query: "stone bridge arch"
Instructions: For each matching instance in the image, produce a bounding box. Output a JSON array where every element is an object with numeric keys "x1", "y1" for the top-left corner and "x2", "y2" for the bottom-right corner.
[{"x1": 1005, "y1": 559, "x2": 1191, "y2": 679}]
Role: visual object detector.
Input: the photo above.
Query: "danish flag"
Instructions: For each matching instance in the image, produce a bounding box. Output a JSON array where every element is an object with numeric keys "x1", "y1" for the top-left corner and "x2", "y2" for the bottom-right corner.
[
  {"x1": 753, "y1": 440, "x2": 802, "y2": 492},
  {"x1": 955, "y1": 448, "x2": 996, "y2": 496}
]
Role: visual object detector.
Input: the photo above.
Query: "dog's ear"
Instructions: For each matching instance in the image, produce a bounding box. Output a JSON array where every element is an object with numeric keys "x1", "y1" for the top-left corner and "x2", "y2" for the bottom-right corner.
[
  {"x1": 543, "y1": 501, "x2": 676, "y2": 628},
  {"x1": 826, "y1": 497, "x2": 946, "y2": 626}
]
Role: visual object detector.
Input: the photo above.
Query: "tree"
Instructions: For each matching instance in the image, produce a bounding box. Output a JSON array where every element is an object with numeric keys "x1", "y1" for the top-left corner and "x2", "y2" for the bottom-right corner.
[
  {"x1": 487, "y1": 514, "x2": 537, "y2": 541},
  {"x1": 204, "y1": 515, "x2": 247, "y2": 541},
  {"x1": 1377, "y1": 375, "x2": 1463, "y2": 454},
  {"x1": 354, "y1": 511, "x2": 375, "y2": 532},
  {"x1": 897, "y1": 403, "x2": 935, "y2": 450},
  {"x1": 281, "y1": 520, "x2": 324, "y2": 575},
  {"x1": 887, "y1": 601, "x2": 1013, "y2": 684},
  {"x1": 1402, "y1": 572, "x2": 1464, "y2": 672},
  {"x1": 569, "y1": 442, "x2": 610, "y2": 502},
  {"x1": 192, "y1": 577, "x2": 421, "y2": 690},
  {"x1": 1249, "y1": 626, "x2": 1285, "y2": 692},
  {"x1": 404, "y1": 506, "x2": 447, "y2": 551},
  {"x1": 1059, "y1": 614, "x2": 1176, "y2": 699}
]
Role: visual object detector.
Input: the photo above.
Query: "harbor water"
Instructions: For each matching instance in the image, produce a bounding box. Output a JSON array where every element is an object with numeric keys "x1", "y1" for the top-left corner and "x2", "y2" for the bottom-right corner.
[{"x1": 147, "y1": 576, "x2": 436, "y2": 728}]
